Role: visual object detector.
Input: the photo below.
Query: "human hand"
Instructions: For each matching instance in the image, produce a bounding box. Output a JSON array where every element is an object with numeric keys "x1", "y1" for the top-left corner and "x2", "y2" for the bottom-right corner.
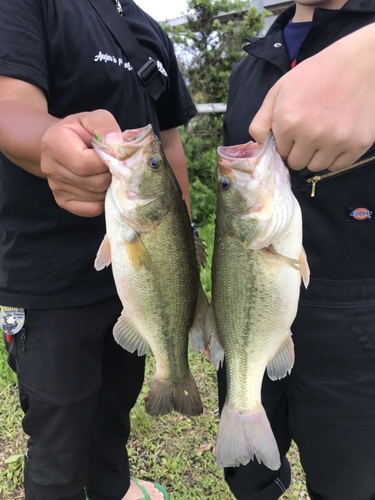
[
  {"x1": 249, "y1": 24, "x2": 375, "y2": 172},
  {"x1": 41, "y1": 109, "x2": 123, "y2": 217}
]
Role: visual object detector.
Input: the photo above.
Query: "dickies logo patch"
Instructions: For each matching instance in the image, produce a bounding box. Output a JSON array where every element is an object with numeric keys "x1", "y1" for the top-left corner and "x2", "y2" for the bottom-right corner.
[{"x1": 346, "y1": 207, "x2": 374, "y2": 221}]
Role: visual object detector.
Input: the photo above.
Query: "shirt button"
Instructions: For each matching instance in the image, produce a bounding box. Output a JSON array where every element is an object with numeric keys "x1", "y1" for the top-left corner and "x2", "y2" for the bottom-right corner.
[{"x1": 274, "y1": 43, "x2": 282, "y2": 48}]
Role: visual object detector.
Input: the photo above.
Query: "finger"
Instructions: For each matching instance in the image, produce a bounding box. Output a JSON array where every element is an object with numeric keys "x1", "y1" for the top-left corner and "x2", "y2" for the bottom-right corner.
[
  {"x1": 42, "y1": 144, "x2": 110, "y2": 179},
  {"x1": 326, "y1": 150, "x2": 366, "y2": 173},
  {"x1": 47, "y1": 173, "x2": 111, "y2": 199},
  {"x1": 286, "y1": 143, "x2": 319, "y2": 171},
  {"x1": 58, "y1": 199, "x2": 105, "y2": 218},
  {"x1": 46, "y1": 181, "x2": 107, "y2": 217},
  {"x1": 249, "y1": 84, "x2": 279, "y2": 144},
  {"x1": 303, "y1": 147, "x2": 346, "y2": 172},
  {"x1": 78, "y1": 109, "x2": 123, "y2": 145}
]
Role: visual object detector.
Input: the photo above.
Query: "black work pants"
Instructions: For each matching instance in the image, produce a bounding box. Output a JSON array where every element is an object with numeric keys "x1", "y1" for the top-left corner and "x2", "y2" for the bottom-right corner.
[
  {"x1": 7, "y1": 296, "x2": 145, "y2": 500},
  {"x1": 218, "y1": 279, "x2": 375, "y2": 500}
]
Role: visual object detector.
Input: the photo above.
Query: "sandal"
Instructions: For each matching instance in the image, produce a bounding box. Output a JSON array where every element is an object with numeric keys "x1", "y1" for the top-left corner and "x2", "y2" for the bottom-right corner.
[{"x1": 131, "y1": 476, "x2": 169, "y2": 500}]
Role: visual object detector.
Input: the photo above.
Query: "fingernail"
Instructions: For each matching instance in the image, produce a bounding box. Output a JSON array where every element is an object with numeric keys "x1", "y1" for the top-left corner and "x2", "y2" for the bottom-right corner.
[{"x1": 104, "y1": 133, "x2": 122, "y2": 145}]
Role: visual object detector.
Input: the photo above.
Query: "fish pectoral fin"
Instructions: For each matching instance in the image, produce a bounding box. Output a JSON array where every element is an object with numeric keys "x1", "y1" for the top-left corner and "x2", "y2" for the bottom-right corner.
[
  {"x1": 194, "y1": 234, "x2": 208, "y2": 269},
  {"x1": 113, "y1": 311, "x2": 150, "y2": 356},
  {"x1": 94, "y1": 234, "x2": 112, "y2": 270},
  {"x1": 125, "y1": 232, "x2": 152, "y2": 271},
  {"x1": 203, "y1": 304, "x2": 224, "y2": 370},
  {"x1": 268, "y1": 245, "x2": 302, "y2": 272},
  {"x1": 267, "y1": 333, "x2": 295, "y2": 381},
  {"x1": 189, "y1": 285, "x2": 209, "y2": 352},
  {"x1": 300, "y1": 247, "x2": 310, "y2": 289}
]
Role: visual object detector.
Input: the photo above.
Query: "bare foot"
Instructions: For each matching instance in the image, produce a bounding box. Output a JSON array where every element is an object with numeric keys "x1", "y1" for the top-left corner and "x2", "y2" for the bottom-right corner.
[{"x1": 122, "y1": 479, "x2": 166, "y2": 500}]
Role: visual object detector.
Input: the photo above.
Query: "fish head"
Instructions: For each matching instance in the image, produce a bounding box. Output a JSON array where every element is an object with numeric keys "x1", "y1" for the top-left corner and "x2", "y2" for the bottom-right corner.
[
  {"x1": 92, "y1": 124, "x2": 176, "y2": 230},
  {"x1": 217, "y1": 134, "x2": 296, "y2": 249}
]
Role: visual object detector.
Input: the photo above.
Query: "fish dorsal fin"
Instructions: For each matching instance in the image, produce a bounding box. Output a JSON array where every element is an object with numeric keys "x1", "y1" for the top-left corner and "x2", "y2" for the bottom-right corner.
[
  {"x1": 113, "y1": 310, "x2": 150, "y2": 356},
  {"x1": 125, "y1": 230, "x2": 152, "y2": 271},
  {"x1": 194, "y1": 234, "x2": 207, "y2": 269},
  {"x1": 189, "y1": 285, "x2": 209, "y2": 351},
  {"x1": 94, "y1": 234, "x2": 112, "y2": 270},
  {"x1": 267, "y1": 333, "x2": 294, "y2": 381}
]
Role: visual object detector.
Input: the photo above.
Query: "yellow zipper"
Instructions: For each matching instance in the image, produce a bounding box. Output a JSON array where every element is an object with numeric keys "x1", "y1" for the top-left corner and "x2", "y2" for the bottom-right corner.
[{"x1": 306, "y1": 154, "x2": 375, "y2": 197}]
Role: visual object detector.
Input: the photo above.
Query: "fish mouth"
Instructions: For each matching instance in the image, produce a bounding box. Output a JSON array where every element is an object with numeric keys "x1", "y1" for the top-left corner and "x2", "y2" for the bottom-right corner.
[
  {"x1": 91, "y1": 124, "x2": 154, "y2": 164},
  {"x1": 91, "y1": 124, "x2": 155, "y2": 175},
  {"x1": 217, "y1": 134, "x2": 274, "y2": 173}
]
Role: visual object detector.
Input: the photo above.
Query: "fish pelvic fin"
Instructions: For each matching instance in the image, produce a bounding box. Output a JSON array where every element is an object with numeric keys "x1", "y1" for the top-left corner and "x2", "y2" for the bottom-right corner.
[
  {"x1": 204, "y1": 304, "x2": 224, "y2": 370},
  {"x1": 94, "y1": 234, "x2": 112, "y2": 270},
  {"x1": 215, "y1": 405, "x2": 281, "y2": 471},
  {"x1": 113, "y1": 310, "x2": 150, "y2": 356},
  {"x1": 145, "y1": 371, "x2": 203, "y2": 417},
  {"x1": 126, "y1": 232, "x2": 152, "y2": 270},
  {"x1": 189, "y1": 285, "x2": 209, "y2": 352},
  {"x1": 267, "y1": 333, "x2": 295, "y2": 381}
]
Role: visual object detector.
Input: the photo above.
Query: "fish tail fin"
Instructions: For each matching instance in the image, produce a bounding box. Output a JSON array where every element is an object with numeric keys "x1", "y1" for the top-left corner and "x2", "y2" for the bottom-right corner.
[
  {"x1": 215, "y1": 405, "x2": 281, "y2": 471},
  {"x1": 145, "y1": 372, "x2": 203, "y2": 417}
]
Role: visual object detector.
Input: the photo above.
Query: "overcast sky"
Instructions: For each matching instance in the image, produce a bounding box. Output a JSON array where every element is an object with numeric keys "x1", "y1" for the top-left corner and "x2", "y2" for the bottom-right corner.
[{"x1": 134, "y1": 0, "x2": 188, "y2": 21}]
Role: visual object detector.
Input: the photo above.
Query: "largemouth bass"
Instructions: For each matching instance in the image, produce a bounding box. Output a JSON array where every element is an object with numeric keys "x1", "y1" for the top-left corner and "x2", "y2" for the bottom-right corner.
[
  {"x1": 206, "y1": 134, "x2": 309, "y2": 470},
  {"x1": 92, "y1": 124, "x2": 207, "y2": 417}
]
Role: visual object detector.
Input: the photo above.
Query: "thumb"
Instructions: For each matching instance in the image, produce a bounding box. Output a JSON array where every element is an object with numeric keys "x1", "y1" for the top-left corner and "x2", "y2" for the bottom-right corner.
[
  {"x1": 249, "y1": 84, "x2": 278, "y2": 144},
  {"x1": 78, "y1": 109, "x2": 123, "y2": 146}
]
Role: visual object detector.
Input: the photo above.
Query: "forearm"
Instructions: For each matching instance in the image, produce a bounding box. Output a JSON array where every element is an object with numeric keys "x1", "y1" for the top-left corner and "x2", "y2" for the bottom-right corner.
[
  {"x1": 161, "y1": 128, "x2": 191, "y2": 216},
  {"x1": 0, "y1": 100, "x2": 58, "y2": 177}
]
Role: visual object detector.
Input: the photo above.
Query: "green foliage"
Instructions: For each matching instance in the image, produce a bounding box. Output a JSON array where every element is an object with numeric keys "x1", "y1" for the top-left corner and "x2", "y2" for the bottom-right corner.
[
  {"x1": 164, "y1": 0, "x2": 267, "y2": 104},
  {"x1": 180, "y1": 125, "x2": 218, "y2": 227},
  {"x1": 165, "y1": 0, "x2": 268, "y2": 227},
  {"x1": 0, "y1": 334, "x2": 17, "y2": 391}
]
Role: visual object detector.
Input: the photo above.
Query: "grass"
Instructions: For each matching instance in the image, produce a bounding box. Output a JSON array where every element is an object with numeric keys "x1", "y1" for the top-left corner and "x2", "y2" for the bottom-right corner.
[
  {"x1": 0, "y1": 223, "x2": 310, "y2": 499},
  {"x1": 0, "y1": 341, "x2": 310, "y2": 500}
]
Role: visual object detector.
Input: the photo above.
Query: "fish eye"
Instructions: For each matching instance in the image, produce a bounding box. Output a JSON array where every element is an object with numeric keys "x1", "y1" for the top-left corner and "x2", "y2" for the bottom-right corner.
[
  {"x1": 220, "y1": 178, "x2": 231, "y2": 191},
  {"x1": 149, "y1": 156, "x2": 160, "y2": 169}
]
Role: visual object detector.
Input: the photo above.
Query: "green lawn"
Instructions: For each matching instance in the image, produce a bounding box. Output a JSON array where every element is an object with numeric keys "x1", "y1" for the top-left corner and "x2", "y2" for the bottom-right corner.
[{"x1": 0, "y1": 340, "x2": 309, "y2": 499}]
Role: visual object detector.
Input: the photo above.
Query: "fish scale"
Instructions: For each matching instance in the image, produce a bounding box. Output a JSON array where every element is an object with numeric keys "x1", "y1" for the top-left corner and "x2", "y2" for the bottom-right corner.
[
  {"x1": 206, "y1": 134, "x2": 310, "y2": 470},
  {"x1": 92, "y1": 124, "x2": 208, "y2": 417}
]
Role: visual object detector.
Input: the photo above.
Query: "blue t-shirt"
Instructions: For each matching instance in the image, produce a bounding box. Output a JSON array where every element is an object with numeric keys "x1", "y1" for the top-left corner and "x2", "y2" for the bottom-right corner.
[{"x1": 283, "y1": 20, "x2": 312, "y2": 64}]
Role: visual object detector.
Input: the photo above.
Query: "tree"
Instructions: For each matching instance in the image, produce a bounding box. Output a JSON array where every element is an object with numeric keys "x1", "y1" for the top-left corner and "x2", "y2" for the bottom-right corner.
[
  {"x1": 164, "y1": 0, "x2": 267, "y2": 104},
  {"x1": 163, "y1": 0, "x2": 268, "y2": 226}
]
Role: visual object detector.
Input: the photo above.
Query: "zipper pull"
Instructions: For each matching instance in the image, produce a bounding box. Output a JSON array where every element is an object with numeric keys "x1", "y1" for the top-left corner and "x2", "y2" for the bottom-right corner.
[{"x1": 307, "y1": 175, "x2": 321, "y2": 197}]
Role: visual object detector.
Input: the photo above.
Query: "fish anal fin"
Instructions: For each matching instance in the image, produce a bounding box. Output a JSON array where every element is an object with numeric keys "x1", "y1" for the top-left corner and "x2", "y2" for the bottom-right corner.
[
  {"x1": 94, "y1": 234, "x2": 112, "y2": 270},
  {"x1": 113, "y1": 310, "x2": 150, "y2": 356},
  {"x1": 145, "y1": 371, "x2": 203, "y2": 417},
  {"x1": 215, "y1": 405, "x2": 281, "y2": 471},
  {"x1": 267, "y1": 333, "x2": 294, "y2": 381}
]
